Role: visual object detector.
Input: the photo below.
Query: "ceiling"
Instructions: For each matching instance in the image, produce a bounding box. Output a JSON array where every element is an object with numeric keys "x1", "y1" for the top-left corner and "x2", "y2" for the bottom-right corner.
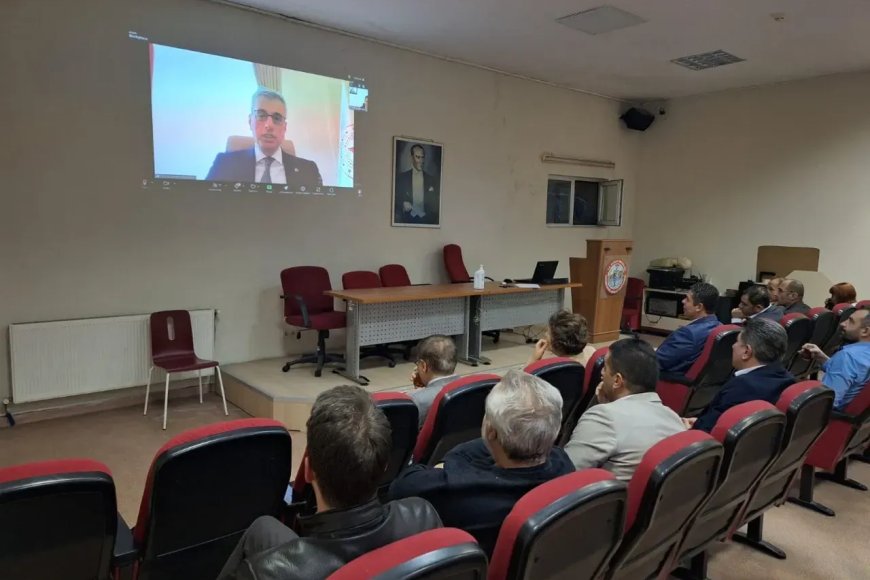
[{"x1": 227, "y1": 0, "x2": 870, "y2": 101}]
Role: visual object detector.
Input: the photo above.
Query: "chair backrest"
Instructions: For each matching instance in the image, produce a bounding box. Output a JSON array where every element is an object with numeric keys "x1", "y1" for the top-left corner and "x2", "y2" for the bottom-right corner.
[
  {"x1": 855, "y1": 299, "x2": 870, "y2": 310},
  {"x1": 606, "y1": 431, "x2": 722, "y2": 580},
  {"x1": 488, "y1": 469, "x2": 626, "y2": 580},
  {"x1": 371, "y1": 392, "x2": 420, "y2": 490},
  {"x1": 281, "y1": 266, "x2": 334, "y2": 318},
  {"x1": 624, "y1": 277, "x2": 645, "y2": 308},
  {"x1": 0, "y1": 459, "x2": 117, "y2": 580},
  {"x1": 793, "y1": 308, "x2": 839, "y2": 377},
  {"x1": 226, "y1": 135, "x2": 296, "y2": 157},
  {"x1": 326, "y1": 528, "x2": 487, "y2": 580},
  {"x1": 779, "y1": 313, "x2": 813, "y2": 368},
  {"x1": 133, "y1": 419, "x2": 293, "y2": 580},
  {"x1": 739, "y1": 381, "x2": 833, "y2": 523},
  {"x1": 823, "y1": 303, "x2": 854, "y2": 356},
  {"x1": 379, "y1": 264, "x2": 413, "y2": 287},
  {"x1": 150, "y1": 310, "x2": 196, "y2": 362},
  {"x1": 806, "y1": 379, "x2": 870, "y2": 471},
  {"x1": 414, "y1": 374, "x2": 501, "y2": 465},
  {"x1": 682, "y1": 325, "x2": 741, "y2": 414},
  {"x1": 342, "y1": 270, "x2": 382, "y2": 290},
  {"x1": 584, "y1": 346, "x2": 609, "y2": 393},
  {"x1": 443, "y1": 244, "x2": 470, "y2": 283},
  {"x1": 523, "y1": 358, "x2": 588, "y2": 445},
  {"x1": 676, "y1": 402, "x2": 785, "y2": 562}
]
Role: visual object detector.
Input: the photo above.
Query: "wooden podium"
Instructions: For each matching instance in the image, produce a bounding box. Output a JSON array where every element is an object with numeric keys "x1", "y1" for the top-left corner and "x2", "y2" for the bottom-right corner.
[{"x1": 570, "y1": 239, "x2": 633, "y2": 343}]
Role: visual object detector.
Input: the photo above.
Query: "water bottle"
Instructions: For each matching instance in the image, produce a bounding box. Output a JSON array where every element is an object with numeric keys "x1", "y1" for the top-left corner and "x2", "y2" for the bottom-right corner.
[{"x1": 474, "y1": 265, "x2": 486, "y2": 290}]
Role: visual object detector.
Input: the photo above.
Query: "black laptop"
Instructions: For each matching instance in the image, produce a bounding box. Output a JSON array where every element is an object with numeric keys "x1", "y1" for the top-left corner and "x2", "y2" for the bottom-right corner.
[{"x1": 515, "y1": 261, "x2": 559, "y2": 284}]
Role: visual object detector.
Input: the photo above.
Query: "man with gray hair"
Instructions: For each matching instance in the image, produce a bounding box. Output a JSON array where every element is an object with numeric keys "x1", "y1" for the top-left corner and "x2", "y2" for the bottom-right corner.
[
  {"x1": 206, "y1": 88, "x2": 322, "y2": 187},
  {"x1": 409, "y1": 335, "x2": 459, "y2": 428},
  {"x1": 778, "y1": 278, "x2": 811, "y2": 315},
  {"x1": 389, "y1": 369, "x2": 573, "y2": 556},
  {"x1": 689, "y1": 318, "x2": 795, "y2": 432}
]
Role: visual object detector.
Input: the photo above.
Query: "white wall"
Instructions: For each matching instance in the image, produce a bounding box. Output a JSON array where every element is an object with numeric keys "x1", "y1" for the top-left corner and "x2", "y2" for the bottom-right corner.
[
  {"x1": 0, "y1": 0, "x2": 640, "y2": 400},
  {"x1": 635, "y1": 71, "x2": 870, "y2": 297}
]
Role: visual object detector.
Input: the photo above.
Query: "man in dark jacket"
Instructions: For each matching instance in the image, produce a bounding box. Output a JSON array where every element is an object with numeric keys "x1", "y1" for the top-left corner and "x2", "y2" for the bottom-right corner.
[
  {"x1": 690, "y1": 318, "x2": 795, "y2": 432},
  {"x1": 218, "y1": 385, "x2": 442, "y2": 580},
  {"x1": 389, "y1": 369, "x2": 574, "y2": 556}
]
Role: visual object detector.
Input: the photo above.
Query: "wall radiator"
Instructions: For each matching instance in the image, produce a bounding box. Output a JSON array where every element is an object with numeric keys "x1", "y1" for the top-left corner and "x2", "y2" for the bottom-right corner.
[{"x1": 9, "y1": 309, "x2": 216, "y2": 404}]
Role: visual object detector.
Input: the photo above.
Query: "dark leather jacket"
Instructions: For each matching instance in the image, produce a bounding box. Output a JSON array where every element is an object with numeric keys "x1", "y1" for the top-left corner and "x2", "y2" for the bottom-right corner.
[{"x1": 230, "y1": 497, "x2": 442, "y2": 580}]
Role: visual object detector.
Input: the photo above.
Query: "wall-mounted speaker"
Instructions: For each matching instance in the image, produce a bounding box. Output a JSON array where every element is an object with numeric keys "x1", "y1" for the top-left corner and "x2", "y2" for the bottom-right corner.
[{"x1": 620, "y1": 107, "x2": 655, "y2": 131}]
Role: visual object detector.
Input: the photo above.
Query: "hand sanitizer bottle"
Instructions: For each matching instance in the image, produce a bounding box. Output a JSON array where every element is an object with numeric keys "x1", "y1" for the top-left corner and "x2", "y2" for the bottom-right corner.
[{"x1": 474, "y1": 265, "x2": 486, "y2": 290}]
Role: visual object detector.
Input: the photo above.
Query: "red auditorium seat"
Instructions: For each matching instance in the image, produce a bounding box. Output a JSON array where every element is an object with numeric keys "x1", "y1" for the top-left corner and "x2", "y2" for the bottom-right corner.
[
  {"x1": 131, "y1": 419, "x2": 293, "y2": 580},
  {"x1": 656, "y1": 325, "x2": 741, "y2": 416},
  {"x1": 793, "y1": 307, "x2": 839, "y2": 378},
  {"x1": 0, "y1": 459, "x2": 122, "y2": 580},
  {"x1": 488, "y1": 469, "x2": 626, "y2": 580},
  {"x1": 414, "y1": 374, "x2": 501, "y2": 466},
  {"x1": 779, "y1": 313, "x2": 813, "y2": 372},
  {"x1": 788, "y1": 380, "x2": 870, "y2": 516},
  {"x1": 379, "y1": 263, "x2": 413, "y2": 287},
  {"x1": 670, "y1": 401, "x2": 786, "y2": 578},
  {"x1": 280, "y1": 266, "x2": 346, "y2": 377},
  {"x1": 603, "y1": 430, "x2": 723, "y2": 580},
  {"x1": 326, "y1": 528, "x2": 488, "y2": 580},
  {"x1": 823, "y1": 303, "x2": 856, "y2": 357},
  {"x1": 292, "y1": 391, "x2": 419, "y2": 511},
  {"x1": 523, "y1": 357, "x2": 588, "y2": 445},
  {"x1": 730, "y1": 381, "x2": 833, "y2": 559},
  {"x1": 855, "y1": 299, "x2": 870, "y2": 310},
  {"x1": 620, "y1": 277, "x2": 645, "y2": 332}
]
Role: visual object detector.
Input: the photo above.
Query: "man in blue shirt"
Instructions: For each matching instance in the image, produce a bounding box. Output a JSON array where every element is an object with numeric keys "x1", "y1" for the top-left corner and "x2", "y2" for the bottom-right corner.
[
  {"x1": 656, "y1": 282, "x2": 721, "y2": 374},
  {"x1": 801, "y1": 306, "x2": 870, "y2": 410}
]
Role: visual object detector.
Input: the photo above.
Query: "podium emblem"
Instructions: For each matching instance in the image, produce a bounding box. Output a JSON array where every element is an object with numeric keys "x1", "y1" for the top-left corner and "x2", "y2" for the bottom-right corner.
[{"x1": 604, "y1": 259, "x2": 628, "y2": 295}]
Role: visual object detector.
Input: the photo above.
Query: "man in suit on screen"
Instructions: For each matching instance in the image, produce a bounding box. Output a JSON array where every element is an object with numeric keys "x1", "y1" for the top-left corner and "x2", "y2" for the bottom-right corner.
[
  {"x1": 206, "y1": 89, "x2": 322, "y2": 188},
  {"x1": 394, "y1": 144, "x2": 440, "y2": 225}
]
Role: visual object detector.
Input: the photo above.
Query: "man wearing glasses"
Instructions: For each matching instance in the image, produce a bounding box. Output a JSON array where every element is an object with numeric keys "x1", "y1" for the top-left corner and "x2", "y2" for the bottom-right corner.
[{"x1": 206, "y1": 89, "x2": 322, "y2": 187}]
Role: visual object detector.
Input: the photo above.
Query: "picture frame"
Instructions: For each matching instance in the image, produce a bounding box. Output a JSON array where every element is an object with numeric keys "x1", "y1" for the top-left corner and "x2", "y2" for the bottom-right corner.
[{"x1": 391, "y1": 137, "x2": 443, "y2": 228}]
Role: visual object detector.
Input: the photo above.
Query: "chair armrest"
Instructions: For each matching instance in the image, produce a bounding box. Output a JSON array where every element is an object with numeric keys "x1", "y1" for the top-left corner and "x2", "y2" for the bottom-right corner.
[
  {"x1": 112, "y1": 513, "x2": 138, "y2": 569},
  {"x1": 280, "y1": 294, "x2": 311, "y2": 327},
  {"x1": 659, "y1": 372, "x2": 694, "y2": 386}
]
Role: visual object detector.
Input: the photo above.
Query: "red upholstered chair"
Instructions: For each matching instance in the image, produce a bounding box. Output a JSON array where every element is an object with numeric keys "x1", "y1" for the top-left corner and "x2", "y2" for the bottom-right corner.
[
  {"x1": 793, "y1": 307, "x2": 839, "y2": 378},
  {"x1": 280, "y1": 266, "x2": 345, "y2": 377},
  {"x1": 414, "y1": 374, "x2": 501, "y2": 466},
  {"x1": 291, "y1": 392, "x2": 420, "y2": 513},
  {"x1": 488, "y1": 469, "x2": 626, "y2": 580},
  {"x1": 779, "y1": 313, "x2": 813, "y2": 372},
  {"x1": 855, "y1": 299, "x2": 870, "y2": 310},
  {"x1": 132, "y1": 419, "x2": 292, "y2": 580},
  {"x1": 656, "y1": 325, "x2": 741, "y2": 416},
  {"x1": 603, "y1": 431, "x2": 723, "y2": 580},
  {"x1": 671, "y1": 402, "x2": 785, "y2": 578},
  {"x1": 145, "y1": 310, "x2": 228, "y2": 430},
  {"x1": 341, "y1": 270, "x2": 407, "y2": 365},
  {"x1": 327, "y1": 528, "x2": 488, "y2": 580},
  {"x1": 524, "y1": 358, "x2": 589, "y2": 446},
  {"x1": 443, "y1": 244, "x2": 499, "y2": 343},
  {"x1": 728, "y1": 381, "x2": 833, "y2": 559},
  {"x1": 821, "y1": 303, "x2": 855, "y2": 358},
  {"x1": 379, "y1": 263, "x2": 413, "y2": 287},
  {"x1": 0, "y1": 459, "x2": 120, "y2": 580},
  {"x1": 620, "y1": 277, "x2": 645, "y2": 332},
  {"x1": 788, "y1": 380, "x2": 870, "y2": 516}
]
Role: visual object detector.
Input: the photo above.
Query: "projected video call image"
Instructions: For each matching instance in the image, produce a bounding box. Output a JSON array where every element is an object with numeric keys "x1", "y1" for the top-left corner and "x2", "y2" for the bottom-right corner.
[{"x1": 148, "y1": 43, "x2": 366, "y2": 193}]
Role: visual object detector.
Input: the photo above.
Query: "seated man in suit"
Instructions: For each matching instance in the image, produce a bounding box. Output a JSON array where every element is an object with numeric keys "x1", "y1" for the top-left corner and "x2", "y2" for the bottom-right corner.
[
  {"x1": 767, "y1": 277, "x2": 784, "y2": 306},
  {"x1": 410, "y1": 335, "x2": 459, "y2": 428},
  {"x1": 394, "y1": 144, "x2": 440, "y2": 225},
  {"x1": 778, "y1": 278, "x2": 812, "y2": 315},
  {"x1": 218, "y1": 385, "x2": 442, "y2": 580},
  {"x1": 206, "y1": 88, "x2": 322, "y2": 188},
  {"x1": 688, "y1": 318, "x2": 795, "y2": 432},
  {"x1": 656, "y1": 282, "x2": 721, "y2": 374},
  {"x1": 389, "y1": 369, "x2": 573, "y2": 557},
  {"x1": 801, "y1": 306, "x2": 870, "y2": 410},
  {"x1": 564, "y1": 338, "x2": 685, "y2": 481},
  {"x1": 731, "y1": 285, "x2": 784, "y2": 324},
  {"x1": 526, "y1": 309, "x2": 594, "y2": 366}
]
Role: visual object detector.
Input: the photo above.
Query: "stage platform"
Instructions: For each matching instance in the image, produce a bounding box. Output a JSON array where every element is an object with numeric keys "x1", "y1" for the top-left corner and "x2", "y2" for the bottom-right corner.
[{"x1": 222, "y1": 332, "x2": 546, "y2": 431}]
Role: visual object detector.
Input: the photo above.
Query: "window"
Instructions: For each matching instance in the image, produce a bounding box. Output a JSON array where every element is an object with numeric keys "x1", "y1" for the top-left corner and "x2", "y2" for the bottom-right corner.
[{"x1": 545, "y1": 176, "x2": 623, "y2": 227}]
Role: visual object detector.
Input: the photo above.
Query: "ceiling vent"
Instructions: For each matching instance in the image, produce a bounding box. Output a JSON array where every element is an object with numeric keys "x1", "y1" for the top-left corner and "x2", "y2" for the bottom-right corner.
[
  {"x1": 556, "y1": 5, "x2": 647, "y2": 35},
  {"x1": 671, "y1": 50, "x2": 745, "y2": 71}
]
